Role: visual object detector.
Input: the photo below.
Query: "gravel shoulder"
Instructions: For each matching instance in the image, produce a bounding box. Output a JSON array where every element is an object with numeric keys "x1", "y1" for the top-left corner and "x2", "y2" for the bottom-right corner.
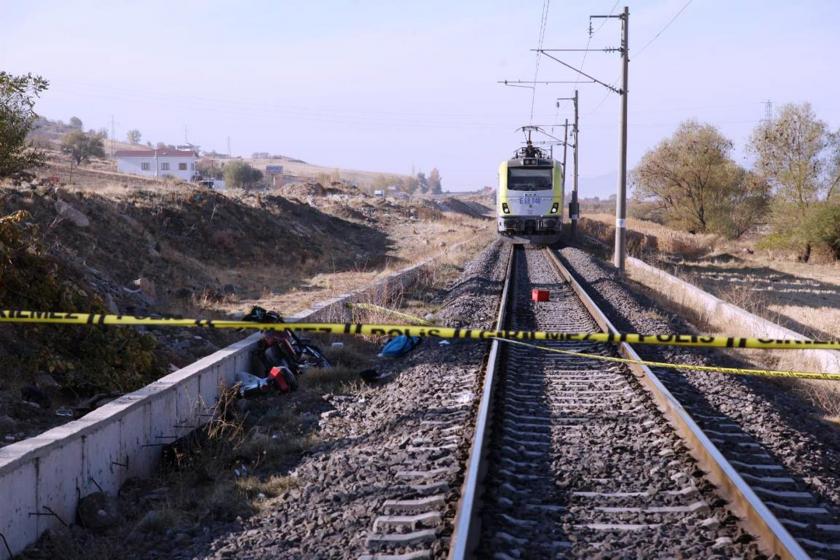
[{"x1": 196, "y1": 240, "x2": 510, "y2": 559}]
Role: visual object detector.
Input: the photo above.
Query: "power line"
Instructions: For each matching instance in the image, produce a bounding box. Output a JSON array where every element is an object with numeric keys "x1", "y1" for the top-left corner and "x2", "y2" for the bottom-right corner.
[
  {"x1": 636, "y1": 0, "x2": 693, "y2": 58},
  {"x1": 530, "y1": 0, "x2": 551, "y2": 122},
  {"x1": 594, "y1": 0, "x2": 620, "y2": 34},
  {"x1": 577, "y1": 0, "x2": 620, "y2": 79},
  {"x1": 586, "y1": 0, "x2": 694, "y2": 117}
]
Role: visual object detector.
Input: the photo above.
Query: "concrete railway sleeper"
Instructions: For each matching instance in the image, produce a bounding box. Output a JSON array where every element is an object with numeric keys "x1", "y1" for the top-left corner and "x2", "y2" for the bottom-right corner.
[{"x1": 448, "y1": 245, "x2": 837, "y2": 559}]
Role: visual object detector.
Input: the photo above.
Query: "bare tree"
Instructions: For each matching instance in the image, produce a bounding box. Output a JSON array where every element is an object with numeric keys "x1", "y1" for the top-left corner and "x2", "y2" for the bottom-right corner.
[
  {"x1": 428, "y1": 168, "x2": 443, "y2": 194},
  {"x1": 126, "y1": 129, "x2": 142, "y2": 144}
]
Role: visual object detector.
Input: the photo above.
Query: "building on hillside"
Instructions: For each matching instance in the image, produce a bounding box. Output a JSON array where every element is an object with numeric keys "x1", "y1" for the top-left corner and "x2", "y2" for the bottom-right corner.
[{"x1": 115, "y1": 149, "x2": 198, "y2": 181}]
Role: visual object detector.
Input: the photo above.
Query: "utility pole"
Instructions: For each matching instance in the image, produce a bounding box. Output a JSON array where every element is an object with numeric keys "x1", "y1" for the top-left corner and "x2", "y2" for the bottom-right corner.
[
  {"x1": 557, "y1": 90, "x2": 580, "y2": 238},
  {"x1": 110, "y1": 115, "x2": 115, "y2": 158},
  {"x1": 226, "y1": 136, "x2": 231, "y2": 158},
  {"x1": 537, "y1": 5, "x2": 629, "y2": 270},
  {"x1": 615, "y1": 6, "x2": 629, "y2": 272},
  {"x1": 561, "y1": 118, "x2": 569, "y2": 193},
  {"x1": 572, "y1": 90, "x2": 579, "y2": 237}
]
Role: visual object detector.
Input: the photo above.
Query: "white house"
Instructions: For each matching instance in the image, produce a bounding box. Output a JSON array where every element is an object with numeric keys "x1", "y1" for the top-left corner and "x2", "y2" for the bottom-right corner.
[{"x1": 115, "y1": 149, "x2": 198, "y2": 181}]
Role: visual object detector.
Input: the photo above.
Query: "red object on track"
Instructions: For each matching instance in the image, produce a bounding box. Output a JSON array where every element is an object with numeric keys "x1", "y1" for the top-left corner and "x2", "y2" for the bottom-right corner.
[{"x1": 531, "y1": 289, "x2": 550, "y2": 302}]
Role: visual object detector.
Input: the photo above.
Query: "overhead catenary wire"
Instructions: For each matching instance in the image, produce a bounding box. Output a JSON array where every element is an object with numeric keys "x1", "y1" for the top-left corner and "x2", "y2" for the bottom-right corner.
[
  {"x1": 576, "y1": 0, "x2": 620, "y2": 82},
  {"x1": 529, "y1": 0, "x2": 552, "y2": 122},
  {"x1": 586, "y1": 0, "x2": 693, "y2": 117},
  {"x1": 636, "y1": 0, "x2": 694, "y2": 58}
]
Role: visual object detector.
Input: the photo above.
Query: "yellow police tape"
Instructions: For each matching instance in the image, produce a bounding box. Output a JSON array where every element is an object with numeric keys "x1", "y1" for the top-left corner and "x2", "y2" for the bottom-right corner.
[
  {"x1": 344, "y1": 303, "x2": 431, "y2": 325},
  {"x1": 497, "y1": 337, "x2": 840, "y2": 381},
  {"x1": 1, "y1": 310, "x2": 840, "y2": 351}
]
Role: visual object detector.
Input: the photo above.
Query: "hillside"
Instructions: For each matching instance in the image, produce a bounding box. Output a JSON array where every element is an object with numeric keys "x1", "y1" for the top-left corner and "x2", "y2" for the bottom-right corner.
[{"x1": 0, "y1": 162, "x2": 493, "y2": 446}]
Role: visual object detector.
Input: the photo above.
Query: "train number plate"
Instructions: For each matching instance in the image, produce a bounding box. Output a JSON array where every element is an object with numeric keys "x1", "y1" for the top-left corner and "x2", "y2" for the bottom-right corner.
[{"x1": 519, "y1": 195, "x2": 540, "y2": 206}]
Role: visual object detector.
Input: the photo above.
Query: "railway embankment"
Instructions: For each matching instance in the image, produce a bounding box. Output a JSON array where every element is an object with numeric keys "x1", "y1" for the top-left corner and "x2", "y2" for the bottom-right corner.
[
  {"x1": 0, "y1": 178, "x2": 492, "y2": 445},
  {"x1": 624, "y1": 256, "x2": 840, "y2": 375},
  {"x1": 1, "y1": 238, "x2": 465, "y2": 558},
  {"x1": 15, "y1": 240, "x2": 508, "y2": 559}
]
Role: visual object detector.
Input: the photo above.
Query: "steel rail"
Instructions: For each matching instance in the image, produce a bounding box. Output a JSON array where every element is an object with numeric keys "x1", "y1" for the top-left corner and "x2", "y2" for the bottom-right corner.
[
  {"x1": 544, "y1": 248, "x2": 809, "y2": 560},
  {"x1": 448, "y1": 246, "x2": 516, "y2": 560}
]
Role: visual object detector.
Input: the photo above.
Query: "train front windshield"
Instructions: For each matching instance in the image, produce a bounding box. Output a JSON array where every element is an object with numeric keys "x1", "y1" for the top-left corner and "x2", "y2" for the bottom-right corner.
[{"x1": 508, "y1": 167, "x2": 553, "y2": 191}]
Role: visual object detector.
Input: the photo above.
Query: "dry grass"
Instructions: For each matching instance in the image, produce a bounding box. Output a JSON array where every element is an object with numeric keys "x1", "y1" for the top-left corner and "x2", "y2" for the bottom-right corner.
[
  {"x1": 220, "y1": 218, "x2": 493, "y2": 320},
  {"x1": 659, "y1": 255, "x2": 840, "y2": 341},
  {"x1": 246, "y1": 156, "x2": 410, "y2": 189},
  {"x1": 585, "y1": 211, "x2": 840, "y2": 344},
  {"x1": 581, "y1": 213, "x2": 721, "y2": 259},
  {"x1": 625, "y1": 268, "x2": 840, "y2": 424}
]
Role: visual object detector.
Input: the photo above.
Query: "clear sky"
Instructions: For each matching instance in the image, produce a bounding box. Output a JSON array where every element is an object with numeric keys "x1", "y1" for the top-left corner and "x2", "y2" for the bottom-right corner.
[{"x1": 1, "y1": 0, "x2": 837, "y2": 196}]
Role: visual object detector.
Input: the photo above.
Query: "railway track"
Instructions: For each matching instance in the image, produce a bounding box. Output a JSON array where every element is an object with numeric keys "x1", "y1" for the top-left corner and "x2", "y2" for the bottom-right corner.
[
  {"x1": 117, "y1": 241, "x2": 837, "y2": 559},
  {"x1": 448, "y1": 245, "x2": 839, "y2": 559}
]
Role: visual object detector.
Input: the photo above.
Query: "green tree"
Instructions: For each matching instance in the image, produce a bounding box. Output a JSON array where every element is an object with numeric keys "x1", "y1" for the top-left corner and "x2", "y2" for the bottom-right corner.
[
  {"x1": 0, "y1": 72, "x2": 49, "y2": 177},
  {"x1": 196, "y1": 158, "x2": 223, "y2": 179},
  {"x1": 399, "y1": 175, "x2": 419, "y2": 194},
  {"x1": 802, "y1": 202, "x2": 840, "y2": 260},
  {"x1": 428, "y1": 168, "x2": 443, "y2": 194},
  {"x1": 416, "y1": 171, "x2": 429, "y2": 194},
  {"x1": 69, "y1": 116, "x2": 83, "y2": 129},
  {"x1": 223, "y1": 161, "x2": 263, "y2": 189},
  {"x1": 61, "y1": 130, "x2": 106, "y2": 166},
  {"x1": 632, "y1": 120, "x2": 767, "y2": 237},
  {"x1": 126, "y1": 129, "x2": 142, "y2": 144},
  {"x1": 749, "y1": 103, "x2": 839, "y2": 261}
]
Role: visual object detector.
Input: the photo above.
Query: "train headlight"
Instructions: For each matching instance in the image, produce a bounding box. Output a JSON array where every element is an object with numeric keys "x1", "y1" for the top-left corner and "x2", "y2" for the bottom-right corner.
[
  {"x1": 550, "y1": 203, "x2": 558, "y2": 214},
  {"x1": 502, "y1": 203, "x2": 510, "y2": 214}
]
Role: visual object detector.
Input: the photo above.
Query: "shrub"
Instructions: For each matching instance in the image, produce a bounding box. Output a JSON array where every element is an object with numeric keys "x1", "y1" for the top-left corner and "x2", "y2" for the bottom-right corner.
[
  {"x1": 804, "y1": 202, "x2": 840, "y2": 260},
  {"x1": 223, "y1": 161, "x2": 263, "y2": 189},
  {"x1": 0, "y1": 72, "x2": 48, "y2": 177}
]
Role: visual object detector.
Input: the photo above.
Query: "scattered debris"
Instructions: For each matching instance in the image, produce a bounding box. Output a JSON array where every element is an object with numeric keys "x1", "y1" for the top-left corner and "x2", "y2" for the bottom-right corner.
[
  {"x1": 20, "y1": 385, "x2": 51, "y2": 409},
  {"x1": 77, "y1": 491, "x2": 120, "y2": 530},
  {"x1": 74, "y1": 392, "x2": 122, "y2": 416},
  {"x1": 236, "y1": 371, "x2": 272, "y2": 398},
  {"x1": 54, "y1": 199, "x2": 90, "y2": 227},
  {"x1": 132, "y1": 277, "x2": 157, "y2": 302},
  {"x1": 359, "y1": 369, "x2": 393, "y2": 383},
  {"x1": 378, "y1": 335, "x2": 422, "y2": 358}
]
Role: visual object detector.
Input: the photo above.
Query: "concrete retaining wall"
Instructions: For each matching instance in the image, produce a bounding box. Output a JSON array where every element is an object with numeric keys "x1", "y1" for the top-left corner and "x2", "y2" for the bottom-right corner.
[
  {"x1": 0, "y1": 246, "x2": 447, "y2": 557},
  {"x1": 627, "y1": 256, "x2": 840, "y2": 374}
]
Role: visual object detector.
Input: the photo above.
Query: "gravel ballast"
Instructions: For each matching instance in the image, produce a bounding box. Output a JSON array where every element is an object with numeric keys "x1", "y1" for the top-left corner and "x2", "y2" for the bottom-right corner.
[
  {"x1": 558, "y1": 246, "x2": 840, "y2": 556},
  {"x1": 194, "y1": 240, "x2": 512, "y2": 558},
  {"x1": 474, "y1": 247, "x2": 760, "y2": 558}
]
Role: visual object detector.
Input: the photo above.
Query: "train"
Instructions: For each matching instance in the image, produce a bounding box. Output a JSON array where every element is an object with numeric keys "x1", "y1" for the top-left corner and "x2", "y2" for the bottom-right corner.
[{"x1": 496, "y1": 137, "x2": 565, "y2": 245}]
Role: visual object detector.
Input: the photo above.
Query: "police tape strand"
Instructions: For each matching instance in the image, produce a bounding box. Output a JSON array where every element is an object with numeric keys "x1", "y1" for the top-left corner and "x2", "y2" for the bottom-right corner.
[
  {"x1": 496, "y1": 337, "x2": 840, "y2": 382},
  {"x1": 1, "y1": 310, "x2": 840, "y2": 351}
]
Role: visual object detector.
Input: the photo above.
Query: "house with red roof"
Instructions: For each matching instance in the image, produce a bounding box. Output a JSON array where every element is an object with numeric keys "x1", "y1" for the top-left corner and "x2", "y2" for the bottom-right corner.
[{"x1": 115, "y1": 149, "x2": 198, "y2": 181}]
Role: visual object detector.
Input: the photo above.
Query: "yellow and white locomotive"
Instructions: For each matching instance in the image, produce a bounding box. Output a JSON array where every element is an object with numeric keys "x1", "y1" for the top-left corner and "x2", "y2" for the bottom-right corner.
[{"x1": 497, "y1": 135, "x2": 565, "y2": 245}]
